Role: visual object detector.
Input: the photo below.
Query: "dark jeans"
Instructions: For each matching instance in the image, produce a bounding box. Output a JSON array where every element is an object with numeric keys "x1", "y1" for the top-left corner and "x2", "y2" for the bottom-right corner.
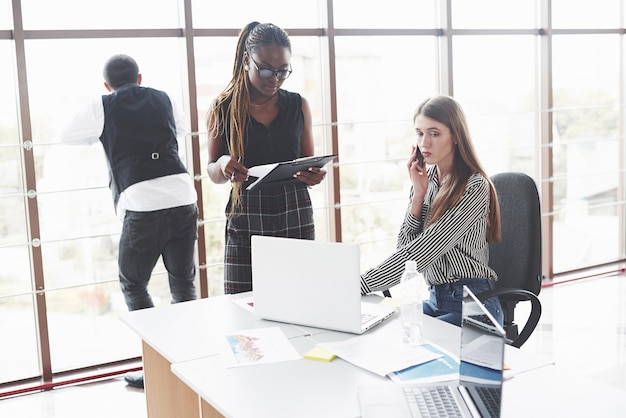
[
  {"x1": 118, "y1": 204, "x2": 198, "y2": 311},
  {"x1": 423, "y1": 278, "x2": 504, "y2": 327}
]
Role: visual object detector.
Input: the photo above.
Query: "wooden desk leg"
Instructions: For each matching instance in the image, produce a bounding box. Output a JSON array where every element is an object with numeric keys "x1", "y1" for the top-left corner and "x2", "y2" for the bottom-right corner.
[
  {"x1": 201, "y1": 398, "x2": 226, "y2": 418},
  {"x1": 142, "y1": 341, "x2": 201, "y2": 418}
]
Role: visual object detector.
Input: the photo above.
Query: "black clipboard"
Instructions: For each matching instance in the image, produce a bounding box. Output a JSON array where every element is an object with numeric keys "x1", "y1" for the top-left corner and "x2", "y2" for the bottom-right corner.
[{"x1": 245, "y1": 154, "x2": 336, "y2": 191}]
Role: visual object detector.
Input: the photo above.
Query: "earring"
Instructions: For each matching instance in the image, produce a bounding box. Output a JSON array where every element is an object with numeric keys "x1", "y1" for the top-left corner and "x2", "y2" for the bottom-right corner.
[{"x1": 244, "y1": 65, "x2": 249, "y2": 71}]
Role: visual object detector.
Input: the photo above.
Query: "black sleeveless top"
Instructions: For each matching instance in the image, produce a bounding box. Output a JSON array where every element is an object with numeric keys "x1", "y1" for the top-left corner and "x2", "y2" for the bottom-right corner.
[{"x1": 220, "y1": 89, "x2": 304, "y2": 168}]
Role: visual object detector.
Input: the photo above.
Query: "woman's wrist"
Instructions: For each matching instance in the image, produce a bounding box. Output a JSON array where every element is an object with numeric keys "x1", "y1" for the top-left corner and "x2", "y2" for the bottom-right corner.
[{"x1": 410, "y1": 194, "x2": 424, "y2": 216}]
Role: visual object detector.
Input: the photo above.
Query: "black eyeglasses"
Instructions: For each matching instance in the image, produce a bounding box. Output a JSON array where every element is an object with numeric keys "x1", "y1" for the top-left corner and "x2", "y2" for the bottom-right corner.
[{"x1": 248, "y1": 54, "x2": 292, "y2": 80}]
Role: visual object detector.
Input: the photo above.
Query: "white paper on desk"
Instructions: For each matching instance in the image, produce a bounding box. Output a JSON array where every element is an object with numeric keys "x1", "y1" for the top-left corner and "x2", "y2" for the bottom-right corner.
[
  {"x1": 233, "y1": 295, "x2": 255, "y2": 313},
  {"x1": 388, "y1": 343, "x2": 459, "y2": 384},
  {"x1": 318, "y1": 335, "x2": 442, "y2": 377},
  {"x1": 220, "y1": 326, "x2": 300, "y2": 368}
]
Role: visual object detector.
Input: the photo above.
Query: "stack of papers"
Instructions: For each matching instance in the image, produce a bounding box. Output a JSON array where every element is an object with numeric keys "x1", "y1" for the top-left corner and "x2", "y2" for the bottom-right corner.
[
  {"x1": 388, "y1": 343, "x2": 459, "y2": 383},
  {"x1": 318, "y1": 333, "x2": 446, "y2": 377}
]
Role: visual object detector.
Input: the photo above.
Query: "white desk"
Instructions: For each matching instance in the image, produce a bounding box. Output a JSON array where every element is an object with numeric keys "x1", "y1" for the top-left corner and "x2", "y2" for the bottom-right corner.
[
  {"x1": 124, "y1": 293, "x2": 626, "y2": 418},
  {"x1": 501, "y1": 365, "x2": 626, "y2": 417},
  {"x1": 172, "y1": 336, "x2": 389, "y2": 418},
  {"x1": 119, "y1": 293, "x2": 310, "y2": 418},
  {"x1": 170, "y1": 309, "x2": 556, "y2": 418}
]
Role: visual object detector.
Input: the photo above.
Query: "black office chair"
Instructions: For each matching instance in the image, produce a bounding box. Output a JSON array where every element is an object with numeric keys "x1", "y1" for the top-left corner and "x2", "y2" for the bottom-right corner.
[{"x1": 476, "y1": 172, "x2": 543, "y2": 348}]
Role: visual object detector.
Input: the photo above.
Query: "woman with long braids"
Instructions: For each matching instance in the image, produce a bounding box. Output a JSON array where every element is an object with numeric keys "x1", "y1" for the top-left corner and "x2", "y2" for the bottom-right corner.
[
  {"x1": 207, "y1": 22, "x2": 326, "y2": 294},
  {"x1": 360, "y1": 95, "x2": 504, "y2": 327}
]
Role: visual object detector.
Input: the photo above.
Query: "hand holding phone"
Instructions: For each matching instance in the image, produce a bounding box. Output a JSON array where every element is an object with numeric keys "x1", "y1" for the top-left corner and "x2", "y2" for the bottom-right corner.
[{"x1": 415, "y1": 145, "x2": 424, "y2": 169}]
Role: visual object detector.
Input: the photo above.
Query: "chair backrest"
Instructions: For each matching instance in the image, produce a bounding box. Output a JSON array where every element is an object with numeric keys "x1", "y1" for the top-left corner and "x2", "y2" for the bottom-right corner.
[{"x1": 489, "y1": 172, "x2": 542, "y2": 296}]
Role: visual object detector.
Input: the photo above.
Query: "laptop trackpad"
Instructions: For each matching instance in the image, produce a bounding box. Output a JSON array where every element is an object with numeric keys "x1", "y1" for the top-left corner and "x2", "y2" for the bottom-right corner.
[{"x1": 359, "y1": 385, "x2": 411, "y2": 418}]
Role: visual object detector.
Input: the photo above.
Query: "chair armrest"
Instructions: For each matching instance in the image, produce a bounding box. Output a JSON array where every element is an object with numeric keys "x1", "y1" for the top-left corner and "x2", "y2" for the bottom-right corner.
[{"x1": 476, "y1": 288, "x2": 542, "y2": 348}]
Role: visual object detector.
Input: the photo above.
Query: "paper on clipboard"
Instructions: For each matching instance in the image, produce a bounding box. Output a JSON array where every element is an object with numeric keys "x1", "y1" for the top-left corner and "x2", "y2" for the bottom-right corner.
[
  {"x1": 247, "y1": 163, "x2": 280, "y2": 179},
  {"x1": 245, "y1": 154, "x2": 336, "y2": 191}
]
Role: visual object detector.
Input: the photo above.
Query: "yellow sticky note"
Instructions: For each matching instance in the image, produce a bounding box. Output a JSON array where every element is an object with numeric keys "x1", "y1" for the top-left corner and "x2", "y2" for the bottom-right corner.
[{"x1": 304, "y1": 346, "x2": 336, "y2": 362}]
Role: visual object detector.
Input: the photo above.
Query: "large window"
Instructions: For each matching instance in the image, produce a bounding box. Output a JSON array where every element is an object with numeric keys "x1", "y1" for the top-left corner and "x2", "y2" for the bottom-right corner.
[
  {"x1": 550, "y1": 34, "x2": 623, "y2": 271},
  {"x1": 2, "y1": 0, "x2": 626, "y2": 391},
  {"x1": 452, "y1": 35, "x2": 538, "y2": 176},
  {"x1": 333, "y1": 0, "x2": 436, "y2": 28},
  {"x1": 20, "y1": 0, "x2": 182, "y2": 29},
  {"x1": 333, "y1": 35, "x2": 438, "y2": 270},
  {"x1": 32, "y1": 37, "x2": 192, "y2": 373},
  {"x1": 0, "y1": 21, "x2": 38, "y2": 384},
  {"x1": 191, "y1": 1, "x2": 322, "y2": 28},
  {"x1": 451, "y1": 0, "x2": 536, "y2": 28}
]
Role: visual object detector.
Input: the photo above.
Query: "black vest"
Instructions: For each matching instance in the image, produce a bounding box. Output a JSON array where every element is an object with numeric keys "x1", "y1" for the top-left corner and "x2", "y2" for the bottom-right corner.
[{"x1": 100, "y1": 84, "x2": 187, "y2": 208}]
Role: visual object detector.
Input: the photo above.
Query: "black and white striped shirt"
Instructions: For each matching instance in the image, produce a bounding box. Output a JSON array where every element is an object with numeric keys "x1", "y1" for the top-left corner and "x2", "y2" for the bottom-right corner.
[{"x1": 360, "y1": 166, "x2": 497, "y2": 294}]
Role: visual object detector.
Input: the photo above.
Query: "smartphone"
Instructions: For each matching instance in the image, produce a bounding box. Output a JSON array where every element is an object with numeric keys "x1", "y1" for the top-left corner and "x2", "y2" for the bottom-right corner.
[{"x1": 415, "y1": 145, "x2": 424, "y2": 168}]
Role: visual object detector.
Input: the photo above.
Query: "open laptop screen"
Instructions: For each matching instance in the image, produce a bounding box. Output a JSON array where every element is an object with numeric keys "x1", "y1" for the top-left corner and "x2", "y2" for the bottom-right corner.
[{"x1": 459, "y1": 285, "x2": 507, "y2": 417}]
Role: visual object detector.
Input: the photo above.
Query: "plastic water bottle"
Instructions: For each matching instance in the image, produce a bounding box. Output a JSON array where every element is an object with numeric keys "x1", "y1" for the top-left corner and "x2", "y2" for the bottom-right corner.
[{"x1": 400, "y1": 260, "x2": 423, "y2": 345}]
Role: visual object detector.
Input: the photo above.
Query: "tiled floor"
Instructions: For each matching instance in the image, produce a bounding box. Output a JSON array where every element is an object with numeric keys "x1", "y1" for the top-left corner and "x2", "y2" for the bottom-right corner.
[{"x1": 0, "y1": 273, "x2": 624, "y2": 417}]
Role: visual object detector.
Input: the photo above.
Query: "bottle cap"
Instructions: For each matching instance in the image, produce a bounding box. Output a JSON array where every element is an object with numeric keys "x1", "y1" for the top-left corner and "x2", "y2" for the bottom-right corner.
[{"x1": 405, "y1": 260, "x2": 417, "y2": 272}]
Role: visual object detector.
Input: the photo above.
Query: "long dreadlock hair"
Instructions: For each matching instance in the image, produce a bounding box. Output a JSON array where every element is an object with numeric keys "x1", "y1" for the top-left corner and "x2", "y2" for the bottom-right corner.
[
  {"x1": 417, "y1": 95, "x2": 501, "y2": 243},
  {"x1": 207, "y1": 22, "x2": 291, "y2": 216}
]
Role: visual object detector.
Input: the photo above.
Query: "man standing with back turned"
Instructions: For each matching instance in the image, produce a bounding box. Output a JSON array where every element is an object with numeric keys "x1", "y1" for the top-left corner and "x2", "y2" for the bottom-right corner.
[{"x1": 59, "y1": 54, "x2": 198, "y2": 389}]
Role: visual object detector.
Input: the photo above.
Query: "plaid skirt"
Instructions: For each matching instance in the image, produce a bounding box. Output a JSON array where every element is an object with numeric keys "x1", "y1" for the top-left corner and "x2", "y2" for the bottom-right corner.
[{"x1": 223, "y1": 183, "x2": 315, "y2": 294}]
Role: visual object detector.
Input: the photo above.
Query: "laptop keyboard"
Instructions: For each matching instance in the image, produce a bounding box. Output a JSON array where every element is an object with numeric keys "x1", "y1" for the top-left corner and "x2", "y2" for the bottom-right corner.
[
  {"x1": 469, "y1": 313, "x2": 491, "y2": 324},
  {"x1": 403, "y1": 386, "x2": 463, "y2": 417},
  {"x1": 471, "y1": 386, "x2": 501, "y2": 418}
]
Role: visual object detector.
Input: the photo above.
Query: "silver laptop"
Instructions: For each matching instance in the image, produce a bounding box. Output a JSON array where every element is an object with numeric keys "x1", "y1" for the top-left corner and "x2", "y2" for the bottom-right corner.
[
  {"x1": 358, "y1": 286, "x2": 506, "y2": 417},
  {"x1": 251, "y1": 235, "x2": 398, "y2": 334}
]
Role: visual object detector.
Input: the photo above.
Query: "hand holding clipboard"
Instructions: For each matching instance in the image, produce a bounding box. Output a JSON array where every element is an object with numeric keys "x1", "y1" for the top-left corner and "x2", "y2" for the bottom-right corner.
[{"x1": 246, "y1": 154, "x2": 336, "y2": 191}]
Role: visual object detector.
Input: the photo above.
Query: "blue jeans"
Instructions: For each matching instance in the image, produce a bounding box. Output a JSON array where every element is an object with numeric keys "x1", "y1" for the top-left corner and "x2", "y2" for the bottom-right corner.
[
  {"x1": 118, "y1": 204, "x2": 198, "y2": 311},
  {"x1": 423, "y1": 279, "x2": 503, "y2": 327}
]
